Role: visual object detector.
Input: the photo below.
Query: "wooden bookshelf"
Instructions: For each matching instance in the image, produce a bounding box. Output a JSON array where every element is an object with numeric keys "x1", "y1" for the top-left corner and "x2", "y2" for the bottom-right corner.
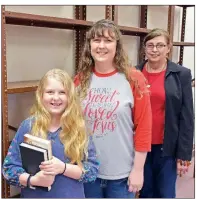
[{"x1": 7, "y1": 80, "x2": 39, "y2": 94}]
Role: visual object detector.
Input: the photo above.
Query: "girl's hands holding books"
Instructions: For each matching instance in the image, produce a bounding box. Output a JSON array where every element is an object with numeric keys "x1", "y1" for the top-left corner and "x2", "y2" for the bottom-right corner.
[
  {"x1": 31, "y1": 170, "x2": 55, "y2": 187},
  {"x1": 40, "y1": 156, "x2": 65, "y2": 176}
]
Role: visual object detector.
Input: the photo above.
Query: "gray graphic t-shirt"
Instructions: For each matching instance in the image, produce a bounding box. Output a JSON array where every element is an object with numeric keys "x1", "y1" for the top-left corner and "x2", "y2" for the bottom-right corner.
[{"x1": 81, "y1": 72, "x2": 135, "y2": 180}]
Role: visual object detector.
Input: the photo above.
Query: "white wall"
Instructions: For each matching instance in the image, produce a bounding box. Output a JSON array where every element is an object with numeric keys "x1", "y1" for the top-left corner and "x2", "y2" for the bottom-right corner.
[
  {"x1": 183, "y1": 7, "x2": 195, "y2": 78},
  {"x1": 5, "y1": 6, "x2": 74, "y2": 18},
  {"x1": 3, "y1": 5, "x2": 195, "y2": 196},
  {"x1": 118, "y1": 6, "x2": 140, "y2": 66}
]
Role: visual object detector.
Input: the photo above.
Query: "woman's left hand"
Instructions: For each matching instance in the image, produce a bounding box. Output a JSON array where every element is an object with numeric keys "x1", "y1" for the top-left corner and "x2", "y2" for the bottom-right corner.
[
  {"x1": 177, "y1": 159, "x2": 191, "y2": 177},
  {"x1": 128, "y1": 168, "x2": 143, "y2": 193},
  {"x1": 39, "y1": 156, "x2": 65, "y2": 176}
]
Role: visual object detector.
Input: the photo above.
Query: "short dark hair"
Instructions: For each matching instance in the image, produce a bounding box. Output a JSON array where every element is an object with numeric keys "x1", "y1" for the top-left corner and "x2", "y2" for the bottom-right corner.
[{"x1": 143, "y1": 28, "x2": 171, "y2": 45}]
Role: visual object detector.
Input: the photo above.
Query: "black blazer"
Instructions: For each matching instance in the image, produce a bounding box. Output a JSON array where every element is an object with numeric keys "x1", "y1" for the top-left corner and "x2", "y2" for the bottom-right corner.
[{"x1": 136, "y1": 59, "x2": 194, "y2": 161}]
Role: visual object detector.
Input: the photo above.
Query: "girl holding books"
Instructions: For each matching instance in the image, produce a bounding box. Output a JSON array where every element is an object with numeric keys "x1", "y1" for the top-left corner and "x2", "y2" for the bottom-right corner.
[{"x1": 2, "y1": 69, "x2": 99, "y2": 198}]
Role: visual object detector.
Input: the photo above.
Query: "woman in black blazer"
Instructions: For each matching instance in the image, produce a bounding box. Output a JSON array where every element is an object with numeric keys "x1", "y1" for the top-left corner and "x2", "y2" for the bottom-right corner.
[{"x1": 137, "y1": 28, "x2": 194, "y2": 198}]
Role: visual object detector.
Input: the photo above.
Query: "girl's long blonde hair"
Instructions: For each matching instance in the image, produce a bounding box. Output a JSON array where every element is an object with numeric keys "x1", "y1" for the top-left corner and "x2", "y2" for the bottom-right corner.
[
  {"x1": 77, "y1": 19, "x2": 140, "y2": 98},
  {"x1": 30, "y1": 68, "x2": 87, "y2": 167}
]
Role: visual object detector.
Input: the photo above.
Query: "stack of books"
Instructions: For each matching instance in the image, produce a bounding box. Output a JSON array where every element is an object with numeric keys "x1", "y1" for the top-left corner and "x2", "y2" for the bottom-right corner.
[{"x1": 19, "y1": 134, "x2": 53, "y2": 191}]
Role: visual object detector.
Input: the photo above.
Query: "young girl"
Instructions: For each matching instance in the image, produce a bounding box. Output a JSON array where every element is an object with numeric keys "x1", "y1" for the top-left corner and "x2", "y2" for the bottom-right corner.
[
  {"x1": 74, "y1": 19, "x2": 152, "y2": 198},
  {"x1": 3, "y1": 69, "x2": 99, "y2": 198}
]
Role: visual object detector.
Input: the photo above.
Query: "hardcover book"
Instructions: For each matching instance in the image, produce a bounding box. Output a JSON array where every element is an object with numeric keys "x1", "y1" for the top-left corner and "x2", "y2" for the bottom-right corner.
[
  {"x1": 20, "y1": 142, "x2": 48, "y2": 174},
  {"x1": 23, "y1": 133, "x2": 52, "y2": 160}
]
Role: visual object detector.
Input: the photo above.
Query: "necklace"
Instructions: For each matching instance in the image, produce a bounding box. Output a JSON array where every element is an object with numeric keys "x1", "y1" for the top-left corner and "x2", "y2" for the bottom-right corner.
[{"x1": 146, "y1": 62, "x2": 167, "y2": 88}]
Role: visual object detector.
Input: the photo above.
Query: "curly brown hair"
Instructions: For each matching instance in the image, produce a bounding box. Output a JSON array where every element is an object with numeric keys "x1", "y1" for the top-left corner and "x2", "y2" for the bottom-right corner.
[{"x1": 77, "y1": 19, "x2": 138, "y2": 98}]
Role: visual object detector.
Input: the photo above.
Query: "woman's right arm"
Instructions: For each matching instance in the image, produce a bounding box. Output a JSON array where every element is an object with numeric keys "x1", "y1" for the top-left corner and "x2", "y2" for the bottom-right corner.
[
  {"x1": 128, "y1": 69, "x2": 152, "y2": 192},
  {"x1": 2, "y1": 119, "x2": 30, "y2": 187}
]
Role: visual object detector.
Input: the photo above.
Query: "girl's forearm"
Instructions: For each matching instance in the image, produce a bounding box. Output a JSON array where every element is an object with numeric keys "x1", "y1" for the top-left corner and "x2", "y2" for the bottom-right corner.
[
  {"x1": 19, "y1": 173, "x2": 29, "y2": 186},
  {"x1": 63, "y1": 163, "x2": 83, "y2": 179}
]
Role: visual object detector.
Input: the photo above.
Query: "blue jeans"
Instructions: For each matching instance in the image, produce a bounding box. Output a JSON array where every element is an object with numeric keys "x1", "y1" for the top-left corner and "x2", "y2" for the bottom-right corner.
[
  {"x1": 84, "y1": 177, "x2": 135, "y2": 198},
  {"x1": 140, "y1": 144, "x2": 177, "y2": 198}
]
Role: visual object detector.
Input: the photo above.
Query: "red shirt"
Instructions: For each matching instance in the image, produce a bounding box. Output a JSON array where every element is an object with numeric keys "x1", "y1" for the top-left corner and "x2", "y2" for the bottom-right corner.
[{"x1": 142, "y1": 66, "x2": 166, "y2": 144}]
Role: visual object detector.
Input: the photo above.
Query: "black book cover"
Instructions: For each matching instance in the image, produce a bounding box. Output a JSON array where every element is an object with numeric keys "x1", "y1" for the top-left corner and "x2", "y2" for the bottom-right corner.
[{"x1": 19, "y1": 143, "x2": 50, "y2": 191}]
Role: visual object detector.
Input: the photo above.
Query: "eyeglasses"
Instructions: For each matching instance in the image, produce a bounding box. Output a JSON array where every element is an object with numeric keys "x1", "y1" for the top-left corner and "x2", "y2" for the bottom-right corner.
[{"x1": 145, "y1": 44, "x2": 167, "y2": 50}]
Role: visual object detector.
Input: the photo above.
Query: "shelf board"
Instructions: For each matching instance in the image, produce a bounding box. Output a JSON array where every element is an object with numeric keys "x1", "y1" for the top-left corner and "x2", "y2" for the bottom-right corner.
[
  {"x1": 173, "y1": 42, "x2": 195, "y2": 46},
  {"x1": 119, "y1": 25, "x2": 150, "y2": 36},
  {"x1": 177, "y1": 5, "x2": 195, "y2": 8},
  {"x1": 4, "y1": 11, "x2": 93, "y2": 30},
  {"x1": 4, "y1": 11, "x2": 150, "y2": 36},
  {"x1": 7, "y1": 80, "x2": 39, "y2": 94},
  {"x1": 8, "y1": 125, "x2": 18, "y2": 132}
]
